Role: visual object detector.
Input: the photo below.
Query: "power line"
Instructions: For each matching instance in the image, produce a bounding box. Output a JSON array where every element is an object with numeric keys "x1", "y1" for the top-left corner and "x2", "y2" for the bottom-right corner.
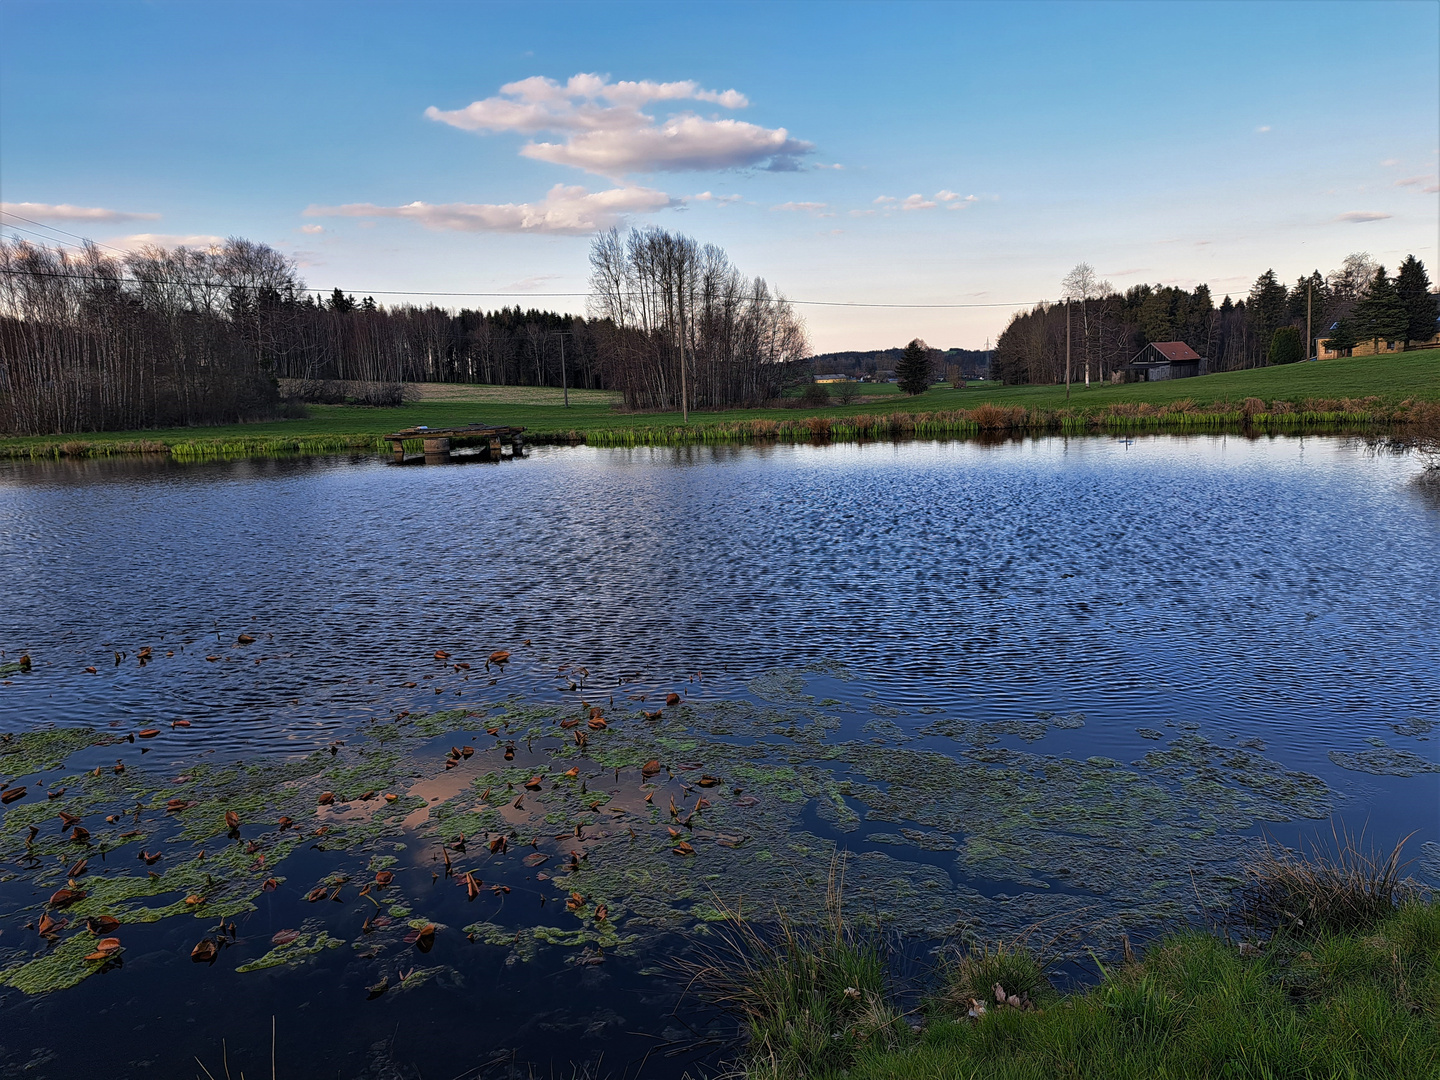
[
  {"x1": 0, "y1": 211, "x2": 134, "y2": 256},
  {"x1": 0, "y1": 221, "x2": 1044, "y2": 310}
]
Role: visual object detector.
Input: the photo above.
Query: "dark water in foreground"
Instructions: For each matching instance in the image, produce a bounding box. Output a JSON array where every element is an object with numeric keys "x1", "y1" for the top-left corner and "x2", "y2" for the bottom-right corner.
[{"x1": 0, "y1": 435, "x2": 1437, "y2": 1079}]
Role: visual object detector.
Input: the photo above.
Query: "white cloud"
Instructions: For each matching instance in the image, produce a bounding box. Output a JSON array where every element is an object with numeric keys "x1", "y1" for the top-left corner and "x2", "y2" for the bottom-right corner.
[
  {"x1": 936, "y1": 190, "x2": 980, "y2": 210},
  {"x1": 691, "y1": 191, "x2": 741, "y2": 204},
  {"x1": 300, "y1": 224, "x2": 324, "y2": 234},
  {"x1": 1426, "y1": 184, "x2": 1440, "y2": 194},
  {"x1": 901, "y1": 194, "x2": 936, "y2": 211},
  {"x1": 304, "y1": 183, "x2": 673, "y2": 235},
  {"x1": 1336, "y1": 211, "x2": 1392, "y2": 223},
  {"x1": 873, "y1": 195, "x2": 897, "y2": 204},
  {"x1": 2, "y1": 201, "x2": 160, "y2": 223},
  {"x1": 772, "y1": 201, "x2": 828, "y2": 213},
  {"x1": 1381, "y1": 158, "x2": 1400, "y2": 166},
  {"x1": 1395, "y1": 175, "x2": 1434, "y2": 188},
  {"x1": 1256, "y1": 125, "x2": 1271, "y2": 133},
  {"x1": 425, "y1": 73, "x2": 807, "y2": 178}
]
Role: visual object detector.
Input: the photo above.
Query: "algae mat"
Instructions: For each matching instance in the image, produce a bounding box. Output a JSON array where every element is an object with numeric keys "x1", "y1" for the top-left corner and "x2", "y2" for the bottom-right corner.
[{"x1": 0, "y1": 659, "x2": 1344, "y2": 999}]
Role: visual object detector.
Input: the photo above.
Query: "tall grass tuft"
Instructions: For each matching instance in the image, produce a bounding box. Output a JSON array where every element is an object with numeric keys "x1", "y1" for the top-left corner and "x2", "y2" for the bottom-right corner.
[
  {"x1": 1237, "y1": 824, "x2": 1421, "y2": 936},
  {"x1": 685, "y1": 860, "x2": 904, "y2": 1080}
]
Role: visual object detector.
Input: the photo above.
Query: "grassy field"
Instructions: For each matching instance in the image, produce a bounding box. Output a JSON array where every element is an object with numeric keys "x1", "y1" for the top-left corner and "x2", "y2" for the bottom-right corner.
[{"x1": 3, "y1": 349, "x2": 1437, "y2": 458}]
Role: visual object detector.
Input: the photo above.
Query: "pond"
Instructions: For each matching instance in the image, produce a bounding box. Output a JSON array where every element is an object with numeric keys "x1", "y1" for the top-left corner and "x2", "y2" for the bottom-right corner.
[{"x1": 1, "y1": 434, "x2": 1437, "y2": 1079}]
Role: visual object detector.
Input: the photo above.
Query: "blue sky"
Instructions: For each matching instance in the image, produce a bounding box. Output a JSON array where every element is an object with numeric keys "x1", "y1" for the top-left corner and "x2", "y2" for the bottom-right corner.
[{"x1": 2, "y1": 0, "x2": 1436, "y2": 351}]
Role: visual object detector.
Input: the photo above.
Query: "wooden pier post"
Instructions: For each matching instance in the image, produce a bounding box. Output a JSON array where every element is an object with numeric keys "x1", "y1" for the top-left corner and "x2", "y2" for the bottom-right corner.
[{"x1": 423, "y1": 436, "x2": 451, "y2": 464}]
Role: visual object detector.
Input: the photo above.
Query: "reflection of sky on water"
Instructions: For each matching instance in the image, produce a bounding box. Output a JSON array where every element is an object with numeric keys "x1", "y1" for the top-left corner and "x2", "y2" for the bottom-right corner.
[{"x1": 0, "y1": 435, "x2": 1436, "y2": 1075}]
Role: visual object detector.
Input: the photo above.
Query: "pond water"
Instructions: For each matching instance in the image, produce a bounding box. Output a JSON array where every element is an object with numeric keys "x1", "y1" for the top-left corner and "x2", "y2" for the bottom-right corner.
[{"x1": 1, "y1": 435, "x2": 1437, "y2": 1079}]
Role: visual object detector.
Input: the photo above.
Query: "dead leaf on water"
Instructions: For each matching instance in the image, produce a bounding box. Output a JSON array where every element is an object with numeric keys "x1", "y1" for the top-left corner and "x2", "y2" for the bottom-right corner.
[
  {"x1": 522, "y1": 852, "x2": 548, "y2": 867},
  {"x1": 434, "y1": 650, "x2": 450, "y2": 660},
  {"x1": 86, "y1": 915, "x2": 119, "y2": 934},
  {"x1": 672, "y1": 842, "x2": 695, "y2": 856},
  {"x1": 191, "y1": 938, "x2": 218, "y2": 963},
  {"x1": 271, "y1": 929, "x2": 300, "y2": 945},
  {"x1": 374, "y1": 870, "x2": 394, "y2": 886},
  {"x1": 317, "y1": 792, "x2": 335, "y2": 805},
  {"x1": 666, "y1": 693, "x2": 681, "y2": 706},
  {"x1": 137, "y1": 729, "x2": 159, "y2": 739},
  {"x1": 237, "y1": 634, "x2": 256, "y2": 645},
  {"x1": 641, "y1": 760, "x2": 661, "y2": 777}
]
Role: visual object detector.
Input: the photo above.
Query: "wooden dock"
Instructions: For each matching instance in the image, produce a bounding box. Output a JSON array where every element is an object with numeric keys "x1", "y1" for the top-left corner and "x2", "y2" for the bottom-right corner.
[{"x1": 384, "y1": 424, "x2": 526, "y2": 464}]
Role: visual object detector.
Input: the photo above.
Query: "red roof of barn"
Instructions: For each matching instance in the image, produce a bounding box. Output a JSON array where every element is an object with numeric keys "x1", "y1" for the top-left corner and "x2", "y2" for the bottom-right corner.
[{"x1": 1148, "y1": 341, "x2": 1202, "y2": 362}]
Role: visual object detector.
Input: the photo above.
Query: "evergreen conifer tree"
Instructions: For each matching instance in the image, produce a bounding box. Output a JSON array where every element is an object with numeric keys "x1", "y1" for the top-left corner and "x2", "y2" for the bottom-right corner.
[
  {"x1": 1268, "y1": 326, "x2": 1303, "y2": 365},
  {"x1": 1394, "y1": 255, "x2": 1436, "y2": 345},
  {"x1": 896, "y1": 338, "x2": 933, "y2": 395},
  {"x1": 1352, "y1": 268, "x2": 1407, "y2": 353}
]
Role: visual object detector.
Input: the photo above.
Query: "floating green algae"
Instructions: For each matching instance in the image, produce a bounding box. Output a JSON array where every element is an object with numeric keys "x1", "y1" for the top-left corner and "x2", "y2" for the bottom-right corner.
[
  {"x1": 1389, "y1": 717, "x2": 1435, "y2": 739},
  {"x1": 235, "y1": 929, "x2": 342, "y2": 973},
  {"x1": 0, "y1": 727, "x2": 116, "y2": 782},
  {"x1": 1328, "y1": 747, "x2": 1440, "y2": 776}
]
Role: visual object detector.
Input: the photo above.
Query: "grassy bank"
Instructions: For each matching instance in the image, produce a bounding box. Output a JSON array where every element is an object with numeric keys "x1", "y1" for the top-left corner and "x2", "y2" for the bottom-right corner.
[
  {"x1": 704, "y1": 838, "x2": 1438, "y2": 1080},
  {"x1": 3, "y1": 349, "x2": 1437, "y2": 460}
]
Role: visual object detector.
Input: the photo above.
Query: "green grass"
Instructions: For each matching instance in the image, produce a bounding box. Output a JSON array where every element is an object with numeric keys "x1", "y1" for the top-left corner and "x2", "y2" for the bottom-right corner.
[
  {"x1": 840, "y1": 903, "x2": 1440, "y2": 1080},
  {"x1": 3, "y1": 349, "x2": 1437, "y2": 459}
]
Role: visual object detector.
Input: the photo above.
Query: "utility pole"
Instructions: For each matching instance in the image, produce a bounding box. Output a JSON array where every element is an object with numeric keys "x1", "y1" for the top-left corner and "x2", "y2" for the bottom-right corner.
[{"x1": 1065, "y1": 300, "x2": 1072, "y2": 400}]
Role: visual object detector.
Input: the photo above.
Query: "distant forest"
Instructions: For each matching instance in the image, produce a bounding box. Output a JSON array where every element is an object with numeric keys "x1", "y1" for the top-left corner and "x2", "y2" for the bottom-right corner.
[
  {"x1": 0, "y1": 231, "x2": 808, "y2": 434},
  {"x1": 992, "y1": 254, "x2": 1438, "y2": 386},
  {"x1": 811, "y1": 346, "x2": 992, "y2": 380}
]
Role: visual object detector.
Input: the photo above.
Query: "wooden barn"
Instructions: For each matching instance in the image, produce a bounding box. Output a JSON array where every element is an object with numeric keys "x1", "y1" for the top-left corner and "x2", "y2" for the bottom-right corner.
[{"x1": 1125, "y1": 341, "x2": 1205, "y2": 382}]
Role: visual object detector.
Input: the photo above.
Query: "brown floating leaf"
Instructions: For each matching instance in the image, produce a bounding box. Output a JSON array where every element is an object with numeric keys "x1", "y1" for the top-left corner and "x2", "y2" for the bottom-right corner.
[
  {"x1": 667, "y1": 827, "x2": 682, "y2": 839},
  {"x1": 277, "y1": 816, "x2": 294, "y2": 829},
  {"x1": 317, "y1": 792, "x2": 335, "y2": 805},
  {"x1": 165, "y1": 798, "x2": 190, "y2": 812},
  {"x1": 206, "y1": 655, "x2": 220, "y2": 662},
  {"x1": 67, "y1": 858, "x2": 88, "y2": 877},
  {"x1": 49, "y1": 888, "x2": 83, "y2": 908},
  {"x1": 37, "y1": 913, "x2": 61, "y2": 936},
  {"x1": 1, "y1": 787, "x2": 26, "y2": 804},
  {"x1": 588, "y1": 716, "x2": 608, "y2": 730},
  {"x1": 191, "y1": 938, "x2": 218, "y2": 963},
  {"x1": 224, "y1": 810, "x2": 240, "y2": 830},
  {"x1": 563, "y1": 767, "x2": 579, "y2": 778},
  {"x1": 84, "y1": 950, "x2": 112, "y2": 962},
  {"x1": 305, "y1": 886, "x2": 328, "y2": 902},
  {"x1": 118, "y1": 829, "x2": 140, "y2": 839},
  {"x1": 139, "y1": 850, "x2": 160, "y2": 865},
  {"x1": 503, "y1": 746, "x2": 515, "y2": 760},
  {"x1": 434, "y1": 649, "x2": 450, "y2": 660},
  {"x1": 137, "y1": 729, "x2": 160, "y2": 739},
  {"x1": 560, "y1": 718, "x2": 580, "y2": 729},
  {"x1": 383, "y1": 794, "x2": 397, "y2": 803},
  {"x1": 271, "y1": 929, "x2": 300, "y2": 945},
  {"x1": 85, "y1": 666, "x2": 97, "y2": 674},
  {"x1": 71, "y1": 826, "x2": 91, "y2": 843},
  {"x1": 594, "y1": 904, "x2": 608, "y2": 921},
  {"x1": 489, "y1": 835, "x2": 508, "y2": 855},
  {"x1": 87, "y1": 915, "x2": 120, "y2": 934},
  {"x1": 237, "y1": 633, "x2": 256, "y2": 645},
  {"x1": 261, "y1": 878, "x2": 280, "y2": 892},
  {"x1": 444, "y1": 759, "x2": 457, "y2": 770},
  {"x1": 641, "y1": 759, "x2": 662, "y2": 778},
  {"x1": 488, "y1": 650, "x2": 511, "y2": 665},
  {"x1": 672, "y1": 841, "x2": 696, "y2": 856},
  {"x1": 184, "y1": 894, "x2": 205, "y2": 905},
  {"x1": 404, "y1": 924, "x2": 436, "y2": 952},
  {"x1": 566, "y1": 892, "x2": 585, "y2": 911},
  {"x1": 698, "y1": 775, "x2": 720, "y2": 787},
  {"x1": 523, "y1": 776, "x2": 543, "y2": 791},
  {"x1": 454, "y1": 662, "x2": 470, "y2": 670},
  {"x1": 644, "y1": 791, "x2": 654, "y2": 804},
  {"x1": 643, "y1": 710, "x2": 662, "y2": 720},
  {"x1": 464, "y1": 871, "x2": 481, "y2": 900},
  {"x1": 461, "y1": 745, "x2": 474, "y2": 758},
  {"x1": 172, "y1": 719, "x2": 191, "y2": 728},
  {"x1": 523, "y1": 852, "x2": 549, "y2": 867},
  {"x1": 47, "y1": 786, "x2": 65, "y2": 800},
  {"x1": 375, "y1": 870, "x2": 394, "y2": 886},
  {"x1": 666, "y1": 693, "x2": 681, "y2": 706},
  {"x1": 95, "y1": 936, "x2": 122, "y2": 954}
]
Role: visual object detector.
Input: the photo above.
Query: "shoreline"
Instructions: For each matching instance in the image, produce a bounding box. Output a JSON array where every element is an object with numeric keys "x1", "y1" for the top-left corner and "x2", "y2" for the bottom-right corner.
[{"x1": 0, "y1": 404, "x2": 1422, "y2": 461}]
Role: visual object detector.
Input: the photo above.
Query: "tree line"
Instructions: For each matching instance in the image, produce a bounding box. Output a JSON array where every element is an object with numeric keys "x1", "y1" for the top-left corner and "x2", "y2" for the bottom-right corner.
[
  {"x1": 992, "y1": 253, "x2": 1437, "y2": 386},
  {"x1": 0, "y1": 229, "x2": 808, "y2": 435}
]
